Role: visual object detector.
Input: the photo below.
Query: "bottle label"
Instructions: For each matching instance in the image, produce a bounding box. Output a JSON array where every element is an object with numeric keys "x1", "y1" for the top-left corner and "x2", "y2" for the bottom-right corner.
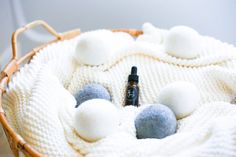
[{"x1": 127, "y1": 87, "x2": 138, "y2": 101}]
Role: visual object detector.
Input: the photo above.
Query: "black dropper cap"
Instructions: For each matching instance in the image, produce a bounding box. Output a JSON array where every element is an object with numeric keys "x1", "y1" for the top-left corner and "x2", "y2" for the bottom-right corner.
[{"x1": 128, "y1": 66, "x2": 139, "y2": 83}]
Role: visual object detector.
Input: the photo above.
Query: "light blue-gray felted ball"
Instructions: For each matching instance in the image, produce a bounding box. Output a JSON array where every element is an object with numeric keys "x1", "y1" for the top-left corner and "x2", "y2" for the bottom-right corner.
[
  {"x1": 135, "y1": 104, "x2": 177, "y2": 139},
  {"x1": 75, "y1": 84, "x2": 111, "y2": 108}
]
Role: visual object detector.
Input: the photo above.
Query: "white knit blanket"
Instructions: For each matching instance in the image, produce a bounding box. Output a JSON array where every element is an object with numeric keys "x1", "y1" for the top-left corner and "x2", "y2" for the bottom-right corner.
[{"x1": 3, "y1": 25, "x2": 236, "y2": 157}]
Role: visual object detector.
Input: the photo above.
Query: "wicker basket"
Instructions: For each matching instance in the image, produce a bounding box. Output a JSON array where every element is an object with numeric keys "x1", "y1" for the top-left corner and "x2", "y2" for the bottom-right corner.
[{"x1": 0, "y1": 20, "x2": 143, "y2": 157}]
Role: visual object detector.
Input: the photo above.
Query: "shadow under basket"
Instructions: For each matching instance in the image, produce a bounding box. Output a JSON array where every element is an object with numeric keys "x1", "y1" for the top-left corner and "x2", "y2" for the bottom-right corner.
[{"x1": 0, "y1": 20, "x2": 143, "y2": 157}]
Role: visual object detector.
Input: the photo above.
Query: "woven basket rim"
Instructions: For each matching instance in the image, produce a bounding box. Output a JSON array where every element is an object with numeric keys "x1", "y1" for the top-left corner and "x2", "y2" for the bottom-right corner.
[{"x1": 0, "y1": 20, "x2": 143, "y2": 157}]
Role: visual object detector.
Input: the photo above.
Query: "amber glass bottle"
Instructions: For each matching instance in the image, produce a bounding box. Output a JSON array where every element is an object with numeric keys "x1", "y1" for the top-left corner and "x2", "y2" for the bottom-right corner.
[{"x1": 125, "y1": 66, "x2": 139, "y2": 107}]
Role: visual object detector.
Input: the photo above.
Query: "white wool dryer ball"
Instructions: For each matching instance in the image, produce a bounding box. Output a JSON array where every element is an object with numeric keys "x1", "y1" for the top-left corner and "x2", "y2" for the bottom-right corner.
[
  {"x1": 74, "y1": 99, "x2": 120, "y2": 142},
  {"x1": 158, "y1": 81, "x2": 200, "y2": 119},
  {"x1": 75, "y1": 30, "x2": 114, "y2": 65},
  {"x1": 165, "y1": 26, "x2": 201, "y2": 59}
]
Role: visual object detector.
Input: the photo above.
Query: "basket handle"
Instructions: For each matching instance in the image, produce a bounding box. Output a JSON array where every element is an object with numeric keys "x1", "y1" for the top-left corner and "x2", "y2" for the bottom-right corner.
[
  {"x1": 11, "y1": 20, "x2": 62, "y2": 60},
  {"x1": 1, "y1": 20, "x2": 62, "y2": 82}
]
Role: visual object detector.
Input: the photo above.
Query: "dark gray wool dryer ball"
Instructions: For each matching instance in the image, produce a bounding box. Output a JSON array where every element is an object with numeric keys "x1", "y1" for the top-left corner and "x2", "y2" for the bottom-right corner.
[
  {"x1": 135, "y1": 104, "x2": 177, "y2": 139},
  {"x1": 75, "y1": 84, "x2": 111, "y2": 108}
]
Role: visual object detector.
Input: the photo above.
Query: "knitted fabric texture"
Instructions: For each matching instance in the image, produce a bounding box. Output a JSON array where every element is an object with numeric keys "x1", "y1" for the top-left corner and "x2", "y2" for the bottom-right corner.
[{"x1": 2, "y1": 25, "x2": 236, "y2": 157}]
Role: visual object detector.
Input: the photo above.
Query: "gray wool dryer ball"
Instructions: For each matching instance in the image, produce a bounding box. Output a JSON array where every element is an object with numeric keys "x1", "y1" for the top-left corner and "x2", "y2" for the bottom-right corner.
[
  {"x1": 75, "y1": 84, "x2": 111, "y2": 108},
  {"x1": 135, "y1": 104, "x2": 177, "y2": 139}
]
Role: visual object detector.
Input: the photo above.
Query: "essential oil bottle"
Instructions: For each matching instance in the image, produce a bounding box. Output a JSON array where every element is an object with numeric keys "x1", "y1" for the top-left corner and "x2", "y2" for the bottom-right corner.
[{"x1": 125, "y1": 66, "x2": 139, "y2": 107}]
